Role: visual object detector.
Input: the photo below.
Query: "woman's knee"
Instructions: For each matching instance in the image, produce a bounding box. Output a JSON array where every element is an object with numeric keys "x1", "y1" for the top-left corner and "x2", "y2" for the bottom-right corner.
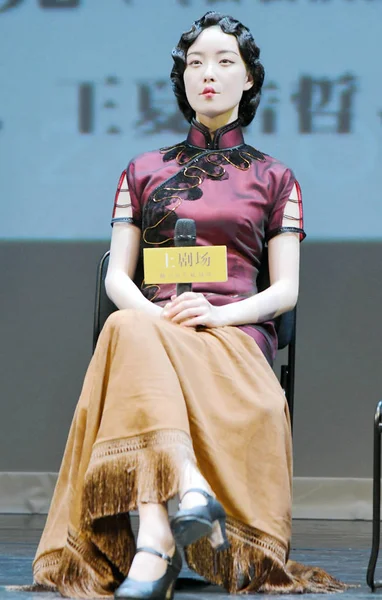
[
  {"x1": 104, "y1": 309, "x2": 159, "y2": 337},
  {"x1": 257, "y1": 398, "x2": 285, "y2": 427},
  {"x1": 105, "y1": 308, "x2": 137, "y2": 328}
]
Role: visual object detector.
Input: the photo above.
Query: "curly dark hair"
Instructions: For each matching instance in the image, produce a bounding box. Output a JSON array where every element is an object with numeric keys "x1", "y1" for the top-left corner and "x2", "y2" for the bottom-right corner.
[{"x1": 171, "y1": 12, "x2": 265, "y2": 127}]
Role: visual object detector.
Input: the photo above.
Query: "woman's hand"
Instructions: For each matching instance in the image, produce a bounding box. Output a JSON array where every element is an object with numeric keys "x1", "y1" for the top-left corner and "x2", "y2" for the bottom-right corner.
[{"x1": 161, "y1": 292, "x2": 222, "y2": 328}]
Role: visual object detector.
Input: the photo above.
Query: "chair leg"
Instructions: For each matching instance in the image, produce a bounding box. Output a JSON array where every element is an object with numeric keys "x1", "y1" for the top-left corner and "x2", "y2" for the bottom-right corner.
[{"x1": 367, "y1": 400, "x2": 382, "y2": 591}]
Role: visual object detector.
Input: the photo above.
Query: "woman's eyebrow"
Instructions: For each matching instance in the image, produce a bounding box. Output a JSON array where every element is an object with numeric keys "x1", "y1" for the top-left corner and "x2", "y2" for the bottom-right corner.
[
  {"x1": 216, "y1": 49, "x2": 239, "y2": 56},
  {"x1": 187, "y1": 49, "x2": 239, "y2": 57}
]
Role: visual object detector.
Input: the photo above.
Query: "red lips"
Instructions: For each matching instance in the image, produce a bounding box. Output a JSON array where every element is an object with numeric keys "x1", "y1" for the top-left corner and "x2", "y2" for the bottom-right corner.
[{"x1": 202, "y1": 86, "x2": 216, "y2": 95}]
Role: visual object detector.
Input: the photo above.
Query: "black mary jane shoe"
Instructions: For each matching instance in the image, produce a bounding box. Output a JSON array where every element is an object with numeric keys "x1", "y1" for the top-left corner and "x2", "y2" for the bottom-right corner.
[
  {"x1": 170, "y1": 488, "x2": 230, "y2": 551},
  {"x1": 114, "y1": 546, "x2": 182, "y2": 600}
]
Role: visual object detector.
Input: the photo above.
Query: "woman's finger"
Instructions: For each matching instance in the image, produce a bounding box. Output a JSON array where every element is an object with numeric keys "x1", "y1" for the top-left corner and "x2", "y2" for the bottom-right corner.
[
  {"x1": 171, "y1": 306, "x2": 206, "y2": 324},
  {"x1": 165, "y1": 298, "x2": 203, "y2": 319},
  {"x1": 180, "y1": 315, "x2": 208, "y2": 327},
  {"x1": 161, "y1": 301, "x2": 177, "y2": 318},
  {"x1": 170, "y1": 291, "x2": 201, "y2": 305}
]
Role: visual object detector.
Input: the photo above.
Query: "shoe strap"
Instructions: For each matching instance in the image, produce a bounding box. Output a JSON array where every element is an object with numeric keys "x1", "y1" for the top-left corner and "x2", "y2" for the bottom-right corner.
[
  {"x1": 136, "y1": 547, "x2": 173, "y2": 565},
  {"x1": 180, "y1": 488, "x2": 212, "y2": 502}
]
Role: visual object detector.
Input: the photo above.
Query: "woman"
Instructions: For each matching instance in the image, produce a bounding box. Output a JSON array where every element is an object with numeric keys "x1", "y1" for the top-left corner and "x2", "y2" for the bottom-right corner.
[{"x1": 32, "y1": 11, "x2": 346, "y2": 599}]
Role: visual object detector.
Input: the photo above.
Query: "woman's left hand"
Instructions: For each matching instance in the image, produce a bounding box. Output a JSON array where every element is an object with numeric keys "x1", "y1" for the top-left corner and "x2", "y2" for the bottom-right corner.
[{"x1": 161, "y1": 292, "x2": 222, "y2": 328}]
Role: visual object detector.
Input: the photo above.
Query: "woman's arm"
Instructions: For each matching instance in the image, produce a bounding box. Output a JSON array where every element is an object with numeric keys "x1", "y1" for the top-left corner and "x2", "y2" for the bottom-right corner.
[
  {"x1": 216, "y1": 231, "x2": 299, "y2": 326},
  {"x1": 105, "y1": 184, "x2": 162, "y2": 318},
  {"x1": 163, "y1": 183, "x2": 301, "y2": 327}
]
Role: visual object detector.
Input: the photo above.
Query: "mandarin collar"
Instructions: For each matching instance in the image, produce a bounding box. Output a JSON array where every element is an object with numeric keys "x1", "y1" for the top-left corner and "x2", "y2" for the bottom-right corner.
[{"x1": 186, "y1": 118, "x2": 244, "y2": 150}]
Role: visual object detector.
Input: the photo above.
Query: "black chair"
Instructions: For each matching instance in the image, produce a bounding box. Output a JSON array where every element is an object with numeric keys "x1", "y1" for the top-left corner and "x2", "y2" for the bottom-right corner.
[
  {"x1": 367, "y1": 400, "x2": 382, "y2": 591},
  {"x1": 93, "y1": 249, "x2": 297, "y2": 423}
]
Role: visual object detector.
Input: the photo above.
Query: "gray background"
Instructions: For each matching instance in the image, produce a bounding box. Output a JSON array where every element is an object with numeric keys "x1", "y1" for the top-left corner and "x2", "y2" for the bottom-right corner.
[{"x1": 1, "y1": 240, "x2": 381, "y2": 477}]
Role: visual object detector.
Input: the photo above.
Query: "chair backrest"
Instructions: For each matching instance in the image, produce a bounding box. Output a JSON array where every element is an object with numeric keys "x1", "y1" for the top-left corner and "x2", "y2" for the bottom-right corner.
[
  {"x1": 93, "y1": 251, "x2": 117, "y2": 351},
  {"x1": 93, "y1": 249, "x2": 296, "y2": 353}
]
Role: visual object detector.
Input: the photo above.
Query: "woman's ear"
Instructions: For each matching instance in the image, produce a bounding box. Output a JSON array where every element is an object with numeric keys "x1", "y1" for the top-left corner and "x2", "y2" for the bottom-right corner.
[{"x1": 244, "y1": 71, "x2": 254, "y2": 91}]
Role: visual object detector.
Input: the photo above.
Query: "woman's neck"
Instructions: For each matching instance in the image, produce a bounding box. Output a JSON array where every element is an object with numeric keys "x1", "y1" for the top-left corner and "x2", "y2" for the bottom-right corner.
[{"x1": 195, "y1": 108, "x2": 239, "y2": 138}]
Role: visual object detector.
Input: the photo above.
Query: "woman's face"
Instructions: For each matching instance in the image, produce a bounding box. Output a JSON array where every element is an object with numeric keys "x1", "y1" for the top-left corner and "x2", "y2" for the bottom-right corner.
[{"x1": 183, "y1": 25, "x2": 253, "y2": 126}]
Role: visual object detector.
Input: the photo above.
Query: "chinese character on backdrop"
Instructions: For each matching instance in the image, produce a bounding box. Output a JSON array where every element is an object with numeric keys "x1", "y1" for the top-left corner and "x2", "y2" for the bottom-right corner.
[
  {"x1": 0, "y1": 0, "x2": 23, "y2": 12},
  {"x1": 259, "y1": 82, "x2": 280, "y2": 134},
  {"x1": 136, "y1": 80, "x2": 188, "y2": 135},
  {"x1": 259, "y1": 0, "x2": 296, "y2": 3},
  {"x1": 176, "y1": 0, "x2": 241, "y2": 5},
  {"x1": 292, "y1": 73, "x2": 357, "y2": 133},
  {"x1": 39, "y1": 0, "x2": 80, "y2": 7},
  {"x1": 77, "y1": 76, "x2": 122, "y2": 135},
  {"x1": 205, "y1": 0, "x2": 241, "y2": 4}
]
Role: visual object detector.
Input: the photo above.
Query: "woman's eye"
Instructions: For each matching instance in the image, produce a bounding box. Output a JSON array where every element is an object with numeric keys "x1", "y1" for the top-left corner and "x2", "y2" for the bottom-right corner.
[
  {"x1": 220, "y1": 59, "x2": 234, "y2": 65},
  {"x1": 189, "y1": 60, "x2": 201, "y2": 66}
]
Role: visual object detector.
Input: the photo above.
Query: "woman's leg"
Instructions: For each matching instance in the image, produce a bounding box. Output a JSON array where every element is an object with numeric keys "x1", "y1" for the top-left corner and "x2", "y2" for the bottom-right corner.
[
  {"x1": 178, "y1": 459, "x2": 211, "y2": 509},
  {"x1": 128, "y1": 504, "x2": 175, "y2": 581},
  {"x1": 128, "y1": 458, "x2": 212, "y2": 582}
]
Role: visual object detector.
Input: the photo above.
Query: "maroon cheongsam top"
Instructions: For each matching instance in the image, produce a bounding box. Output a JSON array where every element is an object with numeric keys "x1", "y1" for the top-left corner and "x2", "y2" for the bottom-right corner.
[{"x1": 112, "y1": 119, "x2": 305, "y2": 365}]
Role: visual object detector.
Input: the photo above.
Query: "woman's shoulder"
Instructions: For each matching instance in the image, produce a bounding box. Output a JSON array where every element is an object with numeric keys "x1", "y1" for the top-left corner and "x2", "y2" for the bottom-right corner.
[
  {"x1": 126, "y1": 140, "x2": 188, "y2": 174},
  {"x1": 126, "y1": 147, "x2": 165, "y2": 172},
  {"x1": 246, "y1": 144, "x2": 295, "y2": 178}
]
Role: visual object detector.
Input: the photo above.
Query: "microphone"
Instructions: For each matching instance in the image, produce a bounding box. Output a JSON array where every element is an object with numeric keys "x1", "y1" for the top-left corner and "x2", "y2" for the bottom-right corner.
[{"x1": 174, "y1": 218, "x2": 196, "y2": 296}]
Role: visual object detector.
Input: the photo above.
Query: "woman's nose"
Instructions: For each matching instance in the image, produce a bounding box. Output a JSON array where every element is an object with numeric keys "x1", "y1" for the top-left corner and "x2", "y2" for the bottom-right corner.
[{"x1": 203, "y1": 65, "x2": 216, "y2": 82}]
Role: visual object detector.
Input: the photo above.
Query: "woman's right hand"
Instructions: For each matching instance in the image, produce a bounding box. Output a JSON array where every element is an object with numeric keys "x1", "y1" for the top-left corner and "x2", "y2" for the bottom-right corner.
[{"x1": 160, "y1": 293, "x2": 221, "y2": 328}]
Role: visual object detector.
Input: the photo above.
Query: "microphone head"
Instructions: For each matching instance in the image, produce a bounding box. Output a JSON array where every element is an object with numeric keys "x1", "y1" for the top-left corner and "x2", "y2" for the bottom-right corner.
[{"x1": 174, "y1": 218, "x2": 197, "y2": 247}]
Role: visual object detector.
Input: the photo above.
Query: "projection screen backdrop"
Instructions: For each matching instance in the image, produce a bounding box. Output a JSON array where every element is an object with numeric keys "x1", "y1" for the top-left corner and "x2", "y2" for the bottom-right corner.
[{"x1": 1, "y1": 0, "x2": 381, "y2": 240}]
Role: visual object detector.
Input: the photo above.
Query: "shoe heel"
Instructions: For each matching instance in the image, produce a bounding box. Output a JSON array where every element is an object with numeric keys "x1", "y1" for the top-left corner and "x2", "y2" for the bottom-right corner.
[
  {"x1": 208, "y1": 517, "x2": 230, "y2": 551},
  {"x1": 165, "y1": 580, "x2": 176, "y2": 600}
]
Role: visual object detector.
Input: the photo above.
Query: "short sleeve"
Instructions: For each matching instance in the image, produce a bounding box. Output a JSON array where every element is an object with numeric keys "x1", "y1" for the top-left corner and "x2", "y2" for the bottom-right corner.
[
  {"x1": 111, "y1": 160, "x2": 142, "y2": 228},
  {"x1": 265, "y1": 168, "x2": 306, "y2": 242}
]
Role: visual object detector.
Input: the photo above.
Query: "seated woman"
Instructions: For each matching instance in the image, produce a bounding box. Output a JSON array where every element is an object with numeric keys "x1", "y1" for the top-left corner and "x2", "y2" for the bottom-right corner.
[{"x1": 32, "y1": 11, "x2": 346, "y2": 600}]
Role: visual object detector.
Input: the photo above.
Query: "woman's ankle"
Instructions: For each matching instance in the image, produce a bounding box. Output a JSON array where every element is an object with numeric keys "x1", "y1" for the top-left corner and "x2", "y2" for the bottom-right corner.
[
  {"x1": 136, "y1": 531, "x2": 175, "y2": 555},
  {"x1": 137, "y1": 503, "x2": 174, "y2": 554},
  {"x1": 179, "y1": 462, "x2": 211, "y2": 507},
  {"x1": 180, "y1": 490, "x2": 209, "y2": 510},
  {"x1": 128, "y1": 504, "x2": 175, "y2": 582}
]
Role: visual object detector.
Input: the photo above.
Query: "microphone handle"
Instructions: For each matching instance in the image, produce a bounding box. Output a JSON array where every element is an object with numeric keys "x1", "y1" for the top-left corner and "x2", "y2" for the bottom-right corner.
[{"x1": 176, "y1": 282, "x2": 192, "y2": 296}]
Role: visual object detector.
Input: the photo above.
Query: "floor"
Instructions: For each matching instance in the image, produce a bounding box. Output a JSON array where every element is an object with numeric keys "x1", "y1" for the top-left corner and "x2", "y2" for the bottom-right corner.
[{"x1": 0, "y1": 515, "x2": 380, "y2": 599}]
